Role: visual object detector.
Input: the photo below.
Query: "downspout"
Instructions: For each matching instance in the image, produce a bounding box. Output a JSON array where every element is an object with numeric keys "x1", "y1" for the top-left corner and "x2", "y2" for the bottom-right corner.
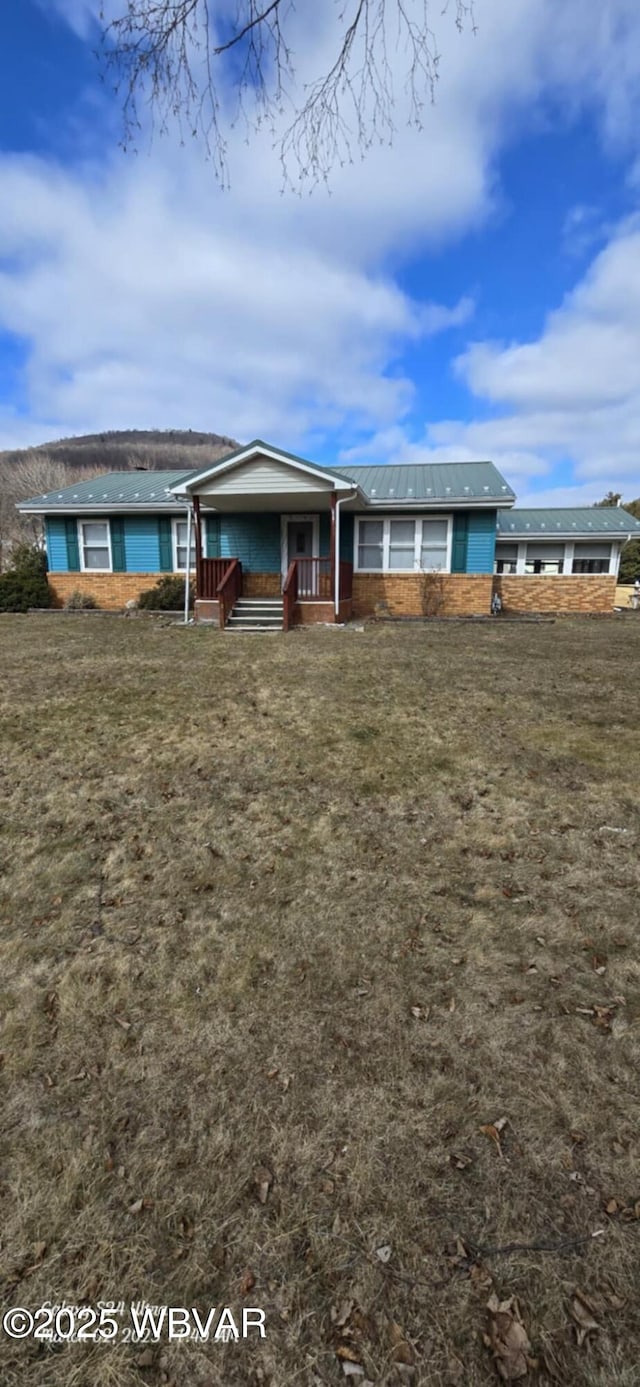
[
  {"x1": 334, "y1": 490, "x2": 358, "y2": 618},
  {"x1": 183, "y1": 501, "x2": 193, "y2": 624}
]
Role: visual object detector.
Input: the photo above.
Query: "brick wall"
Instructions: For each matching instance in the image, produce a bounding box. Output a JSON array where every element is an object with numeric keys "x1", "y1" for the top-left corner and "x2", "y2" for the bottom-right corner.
[
  {"x1": 352, "y1": 573, "x2": 493, "y2": 618},
  {"x1": 243, "y1": 572, "x2": 281, "y2": 597},
  {"x1": 494, "y1": 575, "x2": 617, "y2": 614},
  {"x1": 48, "y1": 573, "x2": 161, "y2": 609}
]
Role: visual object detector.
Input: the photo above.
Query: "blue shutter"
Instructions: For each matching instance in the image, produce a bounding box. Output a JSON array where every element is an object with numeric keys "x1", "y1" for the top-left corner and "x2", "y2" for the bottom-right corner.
[
  {"x1": 65, "y1": 519, "x2": 80, "y2": 571},
  {"x1": 158, "y1": 517, "x2": 173, "y2": 571},
  {"x1": 111, "y1": 517, "x2": 126, "y2": 572},
  {"x1": 451, "y1": 514, "x2": 468, "y2": 573}
]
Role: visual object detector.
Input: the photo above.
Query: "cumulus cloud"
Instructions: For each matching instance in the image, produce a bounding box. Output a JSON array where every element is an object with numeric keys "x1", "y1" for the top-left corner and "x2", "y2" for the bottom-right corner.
[{"x1": 3, "y1": 0, "x2": 640, "y2": 493}]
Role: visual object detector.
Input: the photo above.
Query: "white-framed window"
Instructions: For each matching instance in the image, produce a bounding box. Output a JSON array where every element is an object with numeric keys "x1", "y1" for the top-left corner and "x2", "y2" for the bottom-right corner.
[
  {"x1": 494, "y1": 543, "x2": 518, "y2": 575},
  {"x1": 79, "y1": 519, "x2": 111, "y2": 571},
  {"x1": 525, "y1": 543, "x2": 564, "y2": 575},
  {"x1": 172, "y1": 517, "x2": 206, "y2": 572},
  {"x1": 572, "y1": 542, "x2": 611, "y2": 575},
  {"x1": 355, "y1": 515, "x2": 451, "y2": 572}
]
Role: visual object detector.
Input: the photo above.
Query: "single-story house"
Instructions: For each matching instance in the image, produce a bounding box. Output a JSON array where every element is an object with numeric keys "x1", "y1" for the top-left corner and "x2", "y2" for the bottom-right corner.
[{"x1": 16, "y1": 440, "x2": 640, "y2": 627}]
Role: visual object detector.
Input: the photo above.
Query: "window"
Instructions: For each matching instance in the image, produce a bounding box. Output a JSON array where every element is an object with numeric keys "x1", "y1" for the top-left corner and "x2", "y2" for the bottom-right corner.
[
  {"x1": 389, "y1": 519, "x2": 415, "y2": 569},
  {"x1": 572, "y1": 543, "x2": 611, "y2": 575},
  {"x1": 79, "y1": 520, "x2": 111, "y2": 571},
  {"x1": 357, "y1": 519, "x2": 384, "y2": 570},
  {"x1": 420, "y1": 518, "x2": 448, "y2": 570},
  {"x1": 525, "y1": 543, "x2": 564, "y2": 575},
  {"x1": 494, "y1": 543, "x2": 518, "y2": 575},
  {"x1": 173, "y1": 517, "x2": 205, "y2": 572},
  {"x1": 355, "y1": 516, "x2": 451, "y2": 572}
]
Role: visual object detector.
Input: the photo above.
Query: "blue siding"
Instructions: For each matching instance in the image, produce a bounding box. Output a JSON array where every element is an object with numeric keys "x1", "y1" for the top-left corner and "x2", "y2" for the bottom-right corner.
[
  {"x1": 219, "y1": 513, "x2": 281, "y2": 572},
  {"x1": 46, "y1": 517, "x2": 70, "y2": 572},
  {"x1": 124, "y1": 516, "x2": 162, "y2": 572},
  {"x1": 465, "y1": 510, "x2": 497, "y2": 573}
]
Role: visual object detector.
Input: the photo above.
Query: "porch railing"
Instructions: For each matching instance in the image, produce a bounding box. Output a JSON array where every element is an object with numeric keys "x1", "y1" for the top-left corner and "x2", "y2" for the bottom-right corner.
[
  {"x1": 217, "y1": 559, "x2": 242, "y2": 629},
  {"x1": 199, "y1": 557, "x2": 234, "y2": 599},
  {"x1": 282, "y1": 561, "x2": 298, "y2": 632}
]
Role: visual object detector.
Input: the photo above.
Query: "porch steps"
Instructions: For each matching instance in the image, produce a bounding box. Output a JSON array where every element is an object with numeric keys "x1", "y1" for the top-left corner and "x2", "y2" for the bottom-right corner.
[{"x1": 226, "y1": 598, "x2": 284, "y2": 631}]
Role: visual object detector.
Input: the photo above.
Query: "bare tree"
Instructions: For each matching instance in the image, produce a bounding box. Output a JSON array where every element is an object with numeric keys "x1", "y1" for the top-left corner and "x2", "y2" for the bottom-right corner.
[
  {"x1": 100, "y1": 0, "x2": 475, "y2": 187},
  {"x1": 0, "y1": 454, "x2": 109, "y2": 569}
]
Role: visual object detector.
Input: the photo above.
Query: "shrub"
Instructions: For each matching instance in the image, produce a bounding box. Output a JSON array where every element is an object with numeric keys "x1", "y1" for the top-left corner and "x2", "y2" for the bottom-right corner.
[
  {"x1": 64, "y1": 590, "x2": 99, "y2": 610},
  {"x1": 0, "y1": 544, "x2": 50, "y2": 612},
  {"x1": 138, "y1": 576, "x2": 193, "y2": 610}
]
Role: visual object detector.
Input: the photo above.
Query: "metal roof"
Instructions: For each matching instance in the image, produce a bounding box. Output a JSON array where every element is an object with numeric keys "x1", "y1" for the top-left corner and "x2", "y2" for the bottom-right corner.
[
  {"x1": 17, "y1": 471, "x2": 192, "y2": 512},
  {"x1": 329, "y1": 460, "x2": 515, "y2": 503},
  {"x1": 497, "y1": 507, "x2": 640, "y2": 538}
]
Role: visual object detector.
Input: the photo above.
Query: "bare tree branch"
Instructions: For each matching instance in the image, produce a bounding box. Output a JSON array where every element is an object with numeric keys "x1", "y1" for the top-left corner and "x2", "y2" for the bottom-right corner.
[{"x1": 99, "y1": 0, "x2": 475, "y2": 188}]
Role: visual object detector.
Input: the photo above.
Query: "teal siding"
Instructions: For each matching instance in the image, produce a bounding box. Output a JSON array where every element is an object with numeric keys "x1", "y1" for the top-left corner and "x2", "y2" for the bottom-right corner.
[
  {"x1": 46, "y1": 517, "x2": 69, "y2": 571},
  {"x1": 206, "y1": 516, "x2": 220, "y2": 558},
  {"x1": 465, "y1": 510, "x2": 497, "y2": 573},
  {"x1": 123, "y1": 516, "x2": 162, "y2": 572},
  {"x1": 219, "y1": 514, "x2": 281, "y2": 572}
]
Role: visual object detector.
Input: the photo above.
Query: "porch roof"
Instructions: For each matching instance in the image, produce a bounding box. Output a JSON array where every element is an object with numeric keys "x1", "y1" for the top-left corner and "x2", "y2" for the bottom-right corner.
[{"x1": 497, "y1": 507, "x2": 640, "y2": 539}]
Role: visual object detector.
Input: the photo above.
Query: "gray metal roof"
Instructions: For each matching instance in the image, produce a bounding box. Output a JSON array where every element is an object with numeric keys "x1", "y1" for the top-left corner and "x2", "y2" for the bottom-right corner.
[
  {"x1": 497, "y1": 507, "x2": 640, "y2": 538},
  {"x1": 17, "y1": 470, "x2": 192, "y2": 512},
  {"x1": 332, "y1": 460, "x2": 514, "y2": 503}
]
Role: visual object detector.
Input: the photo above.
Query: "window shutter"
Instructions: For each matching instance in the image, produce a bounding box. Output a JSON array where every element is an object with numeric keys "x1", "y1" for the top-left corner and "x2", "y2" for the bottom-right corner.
[
  {"x1": 451, "y1": 514, "x2": 468, "y2": 572},
  {"x1": 65, "y1": 519, "x2": 80, "y2": 572},
  {"x1": 158, "y1": 517, "x2": 173, "y2": 571},
  {"x1": 111, "y1": 517, "x2": 126, "y2": 572},
  {"x1": 206, "y1": 517, "x2": 220, "y2": 558}
]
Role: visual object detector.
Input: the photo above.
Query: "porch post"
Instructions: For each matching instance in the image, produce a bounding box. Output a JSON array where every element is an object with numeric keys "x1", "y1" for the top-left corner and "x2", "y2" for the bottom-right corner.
[
  {"x1": 193, "y1": 495, "x2": 203, "y2": 597},
  {"x1": 329, "y1": 490, "x2": 337, "y2": 619},
  {"x1": 183, "y1": 504, "x2": 193, "y2": 624}
]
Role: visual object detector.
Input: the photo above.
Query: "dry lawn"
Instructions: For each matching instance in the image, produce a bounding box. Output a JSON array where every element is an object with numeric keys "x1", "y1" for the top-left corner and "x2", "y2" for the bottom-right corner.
[{"x1": 1, "y1": 613, "x2": 639, "y2": 1387}]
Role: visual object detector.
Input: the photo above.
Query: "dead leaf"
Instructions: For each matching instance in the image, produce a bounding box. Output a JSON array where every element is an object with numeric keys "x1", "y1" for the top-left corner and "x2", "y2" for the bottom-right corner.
[
  {"x1": 591, "y1": 956, "x2": 607, "y2": 976},
  {"x1": 337, "y1": 1344, "x2": 362, "y2": 1363},
  {"x1": 375, "y1": 1243, "x2": 392, "y2": 1264},
  {"x1": 253, "y1": 1165, "x2": 273, "y2": 1205},
  {"x1": 605, "y1": 1198, "x2": 621, "y2": 1216},
  {"x1": 239, "y1": 1269, "x2": 256, "y2": 1295},
  {"x1": 487, "y1": 1293, "x2": 531, "y2": 1380},
  {"x1": 331, "y1": 1299, "x2": 354, "y2": 1329},
  {"x1": 114, "y1": 1015, "x2": 131, "y2": 1031},
  {"x1": 480, "y1": 1117, "x2": 507, "y2": 1156},
  {"x1": 570, "y1": 1290, "x2": 600, "y2": 1347},
  {"x1": 389, "y1": 1320, "x2": 415, "y2": 1366},
  {"x1": 128, "y1": 1198, "x2": 143, "y2": 1215}
]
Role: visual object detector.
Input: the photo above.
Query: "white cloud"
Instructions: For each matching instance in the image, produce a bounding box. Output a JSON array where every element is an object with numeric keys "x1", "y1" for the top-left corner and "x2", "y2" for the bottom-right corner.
[{"x1": 4, "y1": 0, "x2": 640, "y2": 489}]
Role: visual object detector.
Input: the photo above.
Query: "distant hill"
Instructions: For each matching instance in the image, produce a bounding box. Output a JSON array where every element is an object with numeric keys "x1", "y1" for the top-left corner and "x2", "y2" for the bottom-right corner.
[{"x1": 0, "y1": 428, "x2": 241, "y2": 474}]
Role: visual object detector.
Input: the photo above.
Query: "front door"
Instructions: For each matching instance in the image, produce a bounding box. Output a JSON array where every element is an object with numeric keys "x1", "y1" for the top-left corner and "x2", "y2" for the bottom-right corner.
[{"x1": 287, "y1": 520, "x2": 315, "y2": 595}]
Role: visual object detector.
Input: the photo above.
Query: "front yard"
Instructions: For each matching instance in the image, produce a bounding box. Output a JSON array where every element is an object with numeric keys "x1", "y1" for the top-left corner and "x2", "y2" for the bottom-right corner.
[{"x1": 1, "y1": 615, "x2": 639, "y2": 1386}]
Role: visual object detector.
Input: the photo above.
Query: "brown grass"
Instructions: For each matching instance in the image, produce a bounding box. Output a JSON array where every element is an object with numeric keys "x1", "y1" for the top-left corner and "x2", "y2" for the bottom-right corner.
[{"x1": 1, "y1": 614, "x2": 639, "y2": 1387}]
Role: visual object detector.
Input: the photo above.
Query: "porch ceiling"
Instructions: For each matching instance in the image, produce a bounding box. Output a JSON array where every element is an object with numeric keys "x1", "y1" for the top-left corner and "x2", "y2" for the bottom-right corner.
[{"x1": 197, "y1": 491, "x2": 337, "y2": 512}]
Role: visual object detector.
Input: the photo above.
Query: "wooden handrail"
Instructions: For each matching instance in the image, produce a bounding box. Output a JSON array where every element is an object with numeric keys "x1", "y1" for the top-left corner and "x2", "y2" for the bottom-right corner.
[
  {"x1": 199, "y1": 557, "x2": 235, "y2": 599},
  {"x1": 217, "y1": 558, "x2": 242, "y2": 628},
  {"x1": 282, "y1": 560, "x2": 298, "y2": 632}
]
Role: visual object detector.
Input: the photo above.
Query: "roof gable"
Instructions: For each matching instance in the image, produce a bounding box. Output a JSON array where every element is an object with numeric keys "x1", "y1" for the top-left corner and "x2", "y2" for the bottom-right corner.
[{"x1": 172, "y1": 440, "x2": 356, "y2": 494}]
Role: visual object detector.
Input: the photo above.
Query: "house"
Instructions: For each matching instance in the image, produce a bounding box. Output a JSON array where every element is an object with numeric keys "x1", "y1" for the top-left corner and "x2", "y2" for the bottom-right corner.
[{"x1": 16, "y1": 440, "x2": 640, "y2": 626}]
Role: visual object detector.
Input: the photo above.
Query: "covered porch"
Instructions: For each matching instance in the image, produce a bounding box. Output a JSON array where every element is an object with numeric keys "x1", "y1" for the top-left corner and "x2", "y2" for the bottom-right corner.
[{"x1": 174, "y1": 443, "x2": 359, "y2": 629}]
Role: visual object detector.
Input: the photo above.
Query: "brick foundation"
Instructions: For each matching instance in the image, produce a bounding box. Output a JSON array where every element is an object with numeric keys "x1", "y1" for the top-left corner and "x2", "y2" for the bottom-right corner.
[
  {"x1": 293, "y1": 600, "x2": 352, "y2": 625},
  {"x1": 194, "y1": 598, "x2": 221, "y2": 624},
  {"x1": 351, "y1": 573, "x2": 493, "y2": 619},
  {"x1": 242, "y1": 572, "x2": 281, "y2": 597},
  {"x1": 494, "y1": 575, "x2": 617, "y2": 614},
  {"x1": 47, "y1": 573, "x2": 162, "y2": 610}
]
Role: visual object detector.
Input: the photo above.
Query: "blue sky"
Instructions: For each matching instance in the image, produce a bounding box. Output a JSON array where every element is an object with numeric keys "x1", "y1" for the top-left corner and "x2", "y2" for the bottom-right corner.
[{"x1": 1, "y1": 0, "x2": 640, "y2": 504}]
